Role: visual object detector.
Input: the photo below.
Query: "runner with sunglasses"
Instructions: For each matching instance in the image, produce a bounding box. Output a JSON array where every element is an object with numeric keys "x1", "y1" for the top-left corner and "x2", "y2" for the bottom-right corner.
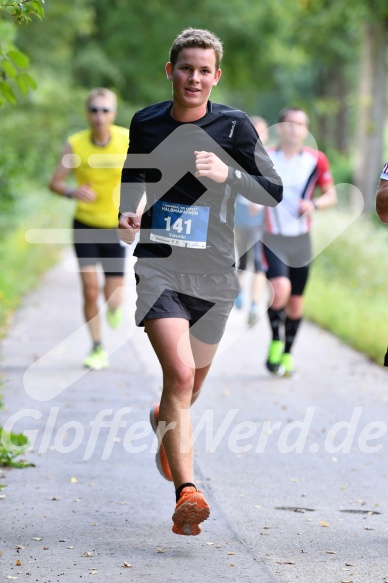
[{"x1": 49, "y1": 88, "x2": 129, "y2": 369}]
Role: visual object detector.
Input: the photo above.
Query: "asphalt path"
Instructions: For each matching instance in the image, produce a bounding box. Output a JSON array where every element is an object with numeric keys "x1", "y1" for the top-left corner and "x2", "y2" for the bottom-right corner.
[{"x1": 1, "y1": 249, "x2": 388, "y2": 582}]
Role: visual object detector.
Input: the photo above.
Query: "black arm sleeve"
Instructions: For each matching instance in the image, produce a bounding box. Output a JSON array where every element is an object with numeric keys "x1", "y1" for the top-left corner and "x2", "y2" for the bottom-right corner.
[
  {"x1": 119, "y1": 115, "x2": 146, "y2": 216},
  {"x1": 231, "y1": 117, "x2": 283, "y2": 207}
]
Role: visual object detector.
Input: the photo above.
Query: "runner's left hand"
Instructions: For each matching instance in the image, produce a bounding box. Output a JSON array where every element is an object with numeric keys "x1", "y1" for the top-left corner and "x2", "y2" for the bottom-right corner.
[{"x1": 194, "y1": 151, "x2": 228, "y2": 183}]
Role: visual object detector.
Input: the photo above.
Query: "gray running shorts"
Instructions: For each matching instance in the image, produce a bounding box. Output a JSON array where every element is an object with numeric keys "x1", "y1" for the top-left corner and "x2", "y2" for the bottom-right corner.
[{"x1": 134, "y1": 259, "x2": 239, "y2": 344}]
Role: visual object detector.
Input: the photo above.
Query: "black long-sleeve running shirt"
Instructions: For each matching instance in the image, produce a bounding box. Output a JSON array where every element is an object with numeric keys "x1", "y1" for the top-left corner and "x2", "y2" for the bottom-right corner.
[{"x1": 120, "y1": 100, "x2": 282, "y2": 274}]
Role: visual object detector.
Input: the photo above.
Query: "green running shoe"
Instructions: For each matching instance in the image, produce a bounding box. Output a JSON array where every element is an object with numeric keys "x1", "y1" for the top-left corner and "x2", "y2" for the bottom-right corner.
[
  {"x1": 279, "y1": 352, "x2": 294, "y2": 377},
  {"x1": 83, "y1": 346, "x2": 109, "y2": 370},
  {"x1": 106, "y1": 306, "x2": 124, "y2": 329},
  {"x1": 265, "y1": 340, "x2": 284, "y2": 374}
]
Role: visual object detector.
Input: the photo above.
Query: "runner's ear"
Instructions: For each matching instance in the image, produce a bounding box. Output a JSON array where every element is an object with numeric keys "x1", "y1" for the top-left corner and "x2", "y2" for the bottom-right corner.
[{"x1": 166, "y1": 62, "x2": 173, "y2": 80}]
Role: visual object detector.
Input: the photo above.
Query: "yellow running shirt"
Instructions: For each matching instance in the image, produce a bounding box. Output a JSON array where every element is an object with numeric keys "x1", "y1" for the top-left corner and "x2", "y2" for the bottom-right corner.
[{"x1": 68, "y1": 125, "x2": 129, "y2": 228}]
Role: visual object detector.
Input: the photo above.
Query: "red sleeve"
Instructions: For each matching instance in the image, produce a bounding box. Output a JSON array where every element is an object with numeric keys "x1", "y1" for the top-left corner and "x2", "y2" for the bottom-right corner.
[{"x1": 316, "y1": 151, "x2": 333, "y2": 187}]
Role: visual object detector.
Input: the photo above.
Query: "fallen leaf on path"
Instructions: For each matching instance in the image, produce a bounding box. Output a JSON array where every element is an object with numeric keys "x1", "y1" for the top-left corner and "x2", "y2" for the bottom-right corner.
[
  {"x1": 71, "y1": 477, "x2": 78, "y2": 483},
  {"x1": 32, "y1": 537, "x2": 42, "y2": 541},
  {"x1": 227, "y1": 552, "x2": 236, "y2": 555},
  {"x1": 67, "y1": 546, "x2": 74, "y2": 549},
  {"x1": 83, "y1": 552, "x2": 94, "y2": 557},
  {"x1": 206, "y1": 542, "x2": 213, "y2": 545},
  {"x1": 320, "y1": 521, "x2": 330, "y2": 527},
  {"x1": 156, "y1": 548, "x2": 166, "y2": 553},
  {"x1": 15, "y1": 560, "x2": 21, "y2": 566},
  {"x1": 326, "y1": 550, "x2": 336, "y2": 554},
  {"x1": 123, "y1": 562, "x2": 132, "y2": 568}
]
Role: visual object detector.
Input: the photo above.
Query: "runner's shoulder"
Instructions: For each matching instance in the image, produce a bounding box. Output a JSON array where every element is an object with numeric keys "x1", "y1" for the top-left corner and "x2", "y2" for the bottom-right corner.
[
  {"x1": 211, "y1": 102, "x2": 249, "y2": 122},
  {"x1": 132, "y1": 101, "x2": 172, "y2": 124}
]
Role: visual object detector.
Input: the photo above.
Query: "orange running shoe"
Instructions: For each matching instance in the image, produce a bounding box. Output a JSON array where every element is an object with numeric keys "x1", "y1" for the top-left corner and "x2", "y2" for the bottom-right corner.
[
  {"x1": 150, "y1": 403, "x2": 173, "y2": 482},
  {"x1": 172, "y1": 486, "x2": 210, "y2": 536}
]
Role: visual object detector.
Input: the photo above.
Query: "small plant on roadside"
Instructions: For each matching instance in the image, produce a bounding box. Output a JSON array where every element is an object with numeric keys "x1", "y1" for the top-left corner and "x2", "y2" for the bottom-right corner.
[{"x1": 0, "y1": 427, "x2": 34, "y2": 468}]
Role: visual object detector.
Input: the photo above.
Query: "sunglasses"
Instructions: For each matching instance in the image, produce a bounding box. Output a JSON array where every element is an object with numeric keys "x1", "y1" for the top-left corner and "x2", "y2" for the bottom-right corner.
[{"x1": 88, "y1": 106, "x2": 113, "y2": 114}]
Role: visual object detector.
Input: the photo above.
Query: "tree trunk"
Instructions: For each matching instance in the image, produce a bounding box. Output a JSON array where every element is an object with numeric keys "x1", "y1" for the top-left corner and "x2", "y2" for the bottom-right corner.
[
  {"x1": 354, "y1": 20, "x2": 388, "y2": 212},
  {"x1": 332, "y1": 69, "x2": 349, "y2": 154},
  {"x1": 315, "y1": 65, "x2": 349, "y2": 154}
]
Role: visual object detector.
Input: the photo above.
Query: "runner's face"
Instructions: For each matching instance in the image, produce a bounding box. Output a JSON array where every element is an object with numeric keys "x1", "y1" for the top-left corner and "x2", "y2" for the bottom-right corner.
[
  {"x1": 86, "y1": 95, "x2": 116, "y2": 133},
  {"x1": 166, "y1": 48, "x2": 221, "y2": 114},
  {"x1": 278, "y1": 110, "x2": 308, "y2": 148}
]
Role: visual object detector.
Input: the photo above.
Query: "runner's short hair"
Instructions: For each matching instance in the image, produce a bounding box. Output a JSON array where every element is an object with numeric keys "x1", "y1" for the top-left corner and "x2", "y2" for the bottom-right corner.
[
  {"x1": 86, "y1": 88, "x2": 117, "y2": 110},
  {"x1": 169, "y1": 28, "x2": 223, "y2": 70},
  {"x1": 278, "y1": 107, "x2": 309, "y2": 125}
]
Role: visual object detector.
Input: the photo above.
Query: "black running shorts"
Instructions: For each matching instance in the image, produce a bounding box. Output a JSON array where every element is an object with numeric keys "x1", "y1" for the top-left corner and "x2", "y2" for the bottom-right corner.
[
  {"x1": 262, "y1": 232, "x2": 311, "y2": 296},
  {"x1": 73, "y1": 219, "x2": 126, "y2": 277}
]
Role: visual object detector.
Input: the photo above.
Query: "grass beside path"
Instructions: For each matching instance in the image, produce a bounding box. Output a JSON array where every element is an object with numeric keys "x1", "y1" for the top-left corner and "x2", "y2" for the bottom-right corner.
[
  {"x1": 0, "y1": 189, "x2": 72, "y2": 336},
  {"x1": 305, "y1": 210, "x2": 388, "y2": 366}
]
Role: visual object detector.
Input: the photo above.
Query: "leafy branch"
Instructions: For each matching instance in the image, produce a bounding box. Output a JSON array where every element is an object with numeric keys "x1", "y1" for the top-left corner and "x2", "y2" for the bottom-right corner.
[
  {"x1": 0, "y1": 0, "x2": 44, "y2": 23},
  {"x1": 0, "y1": 0, "x2": 44, "y2": 104}
]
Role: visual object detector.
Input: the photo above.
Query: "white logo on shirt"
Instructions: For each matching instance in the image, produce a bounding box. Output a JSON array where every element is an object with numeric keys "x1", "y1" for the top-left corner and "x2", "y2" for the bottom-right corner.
[{"x1": 229, "y1": 121, "x2": 236, "y2": 138}]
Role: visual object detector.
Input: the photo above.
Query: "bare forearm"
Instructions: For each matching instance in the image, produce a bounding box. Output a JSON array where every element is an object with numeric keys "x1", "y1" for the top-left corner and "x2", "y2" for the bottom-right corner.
[
  {"x1": 314, "y1": 186, "x2": 337, "y2": 211},
  {"x1": 376, "y1": 180, "x2": 388, "y2": 223},
  {"x1": 49, "y1": 178, "x2": 73, "y2": 198}
]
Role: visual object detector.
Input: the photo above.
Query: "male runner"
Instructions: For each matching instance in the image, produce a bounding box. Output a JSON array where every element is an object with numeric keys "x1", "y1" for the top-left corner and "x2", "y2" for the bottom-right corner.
[
  {"x1": 119, "y1": 28, "x2": 282, "y2": 536},
  {"x1": 49, "y1": 88, "x2": 129, "y2": 370},
  {"x1": 263, "y1": 107, "x2": 337, "y2": 376}
]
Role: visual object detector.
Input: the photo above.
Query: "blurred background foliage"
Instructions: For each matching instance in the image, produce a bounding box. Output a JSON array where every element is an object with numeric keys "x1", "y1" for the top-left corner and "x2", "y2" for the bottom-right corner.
[
  {"x1": 1, "y1": 0, "x2": 387, "y2": 217},
  {"x1": 1, "y1": 0, "x2": 388, "y2": 361}
]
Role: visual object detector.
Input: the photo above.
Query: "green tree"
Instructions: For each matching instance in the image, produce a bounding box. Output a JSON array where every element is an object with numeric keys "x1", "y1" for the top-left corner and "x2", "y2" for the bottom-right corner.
[
  {"x1": 0, "y1": 0, "x2": 44, "y2": 104},
  {"x1": 353, "y1": 3, "x2": 388, "y2": 210}
]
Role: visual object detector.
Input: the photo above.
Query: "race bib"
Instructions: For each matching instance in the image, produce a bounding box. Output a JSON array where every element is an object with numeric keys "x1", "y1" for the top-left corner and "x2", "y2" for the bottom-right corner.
[{"x1": 150, "y1": 201, "x2": 210, "y2": 249}]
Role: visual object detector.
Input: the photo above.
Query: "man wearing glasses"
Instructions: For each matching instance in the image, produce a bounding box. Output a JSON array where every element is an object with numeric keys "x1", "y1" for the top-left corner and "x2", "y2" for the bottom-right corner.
[{"x1": 49, "y1": 88, "x2": 129, "y2": 370}]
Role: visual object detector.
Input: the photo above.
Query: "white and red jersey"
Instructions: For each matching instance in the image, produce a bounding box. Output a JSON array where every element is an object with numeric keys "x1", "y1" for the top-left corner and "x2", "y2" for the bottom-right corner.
[
  {"x1": 381, "y1": 160, "x2": 388, "y2": 180},
  {"x1": 264, "y1": 146, "x2": 333, "y2": 236}
]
